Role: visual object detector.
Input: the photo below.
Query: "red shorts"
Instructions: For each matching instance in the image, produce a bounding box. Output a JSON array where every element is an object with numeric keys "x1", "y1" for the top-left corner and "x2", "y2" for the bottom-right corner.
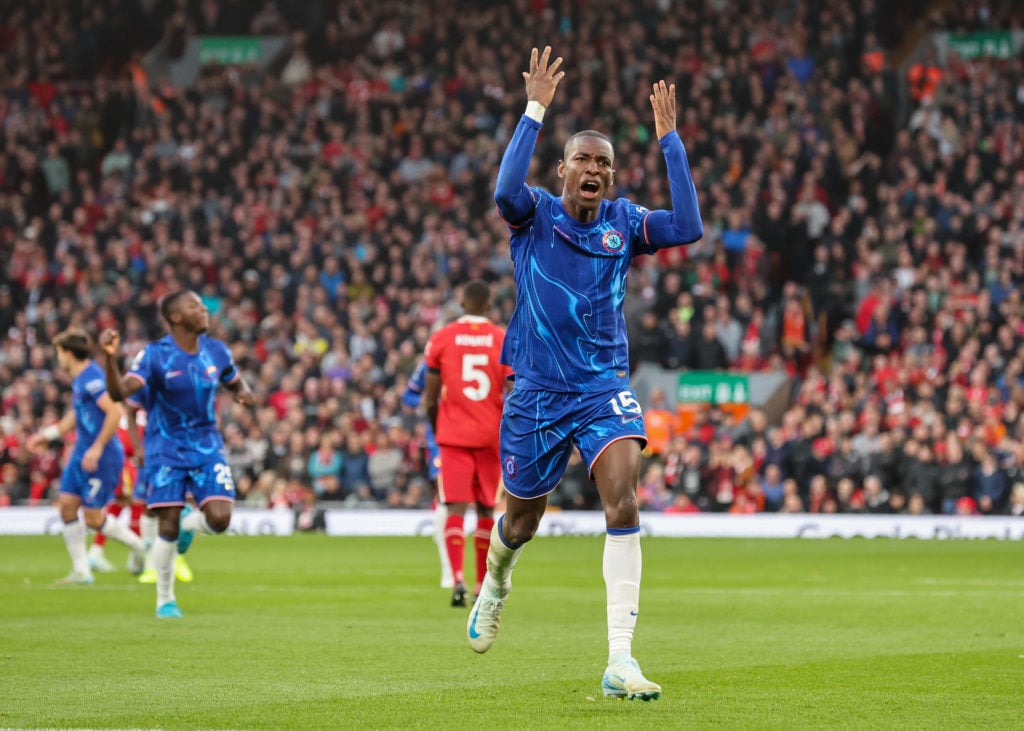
[{"x1": 437, "y1": 444, "x2": 501, "y2": 507}]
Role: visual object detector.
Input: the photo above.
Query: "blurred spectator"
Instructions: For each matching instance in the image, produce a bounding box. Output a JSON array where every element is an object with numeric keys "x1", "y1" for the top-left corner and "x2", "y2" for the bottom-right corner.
[
  {"x1": 307, "y1": 434, "x2": 343, "y2": 500},
  {"x1": 973, "y1": 449, "x2": 1010, "y2": 516}
]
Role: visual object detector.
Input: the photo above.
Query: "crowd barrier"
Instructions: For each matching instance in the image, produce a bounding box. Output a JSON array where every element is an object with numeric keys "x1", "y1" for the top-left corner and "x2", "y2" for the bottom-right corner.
[{"x1": 0, "y1": 508, "x2": 1020, "y2": 540}]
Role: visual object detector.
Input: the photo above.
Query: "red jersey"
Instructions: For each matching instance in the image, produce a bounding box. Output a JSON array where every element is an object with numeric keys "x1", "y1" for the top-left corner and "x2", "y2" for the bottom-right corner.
[
  {"x1": 424, "y1": 315, "x2": 511, "y2": 448},
  {"x1": 117, "y1": 406, "x2": 147, "y2": 458}
]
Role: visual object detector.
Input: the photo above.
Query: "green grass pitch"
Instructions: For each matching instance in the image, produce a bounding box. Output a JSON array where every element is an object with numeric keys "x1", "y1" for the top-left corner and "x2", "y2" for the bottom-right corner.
[{"x1": 0, "y1": 533, "x2": 1021, "y2": 729}]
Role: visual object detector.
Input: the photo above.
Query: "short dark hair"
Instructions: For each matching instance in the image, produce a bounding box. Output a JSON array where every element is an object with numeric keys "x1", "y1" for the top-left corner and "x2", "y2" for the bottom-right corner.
[
  {"x1": 461, "y1": 280, "x2": 491, "y2": 314},
  {"x1": 563, "y1": 130, "x2": 613, "y2": 160},
  {"x1": 159, "y1": 289, "x2": 192, "y2": 323},
  {"x1": 52, "y1": 328, "x2": 93, "y2": 360}
]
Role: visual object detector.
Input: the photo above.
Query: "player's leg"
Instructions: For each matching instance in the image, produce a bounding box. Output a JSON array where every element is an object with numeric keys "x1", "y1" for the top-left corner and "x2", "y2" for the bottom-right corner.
[
  {"x1": 135, "y1": 466, "x2": 161, "y2": 583},
  {"x1": 137, "y1": 508, "x2": 159, "y2": 583},
  {"x1": 55, "y1": 484, "x2": 92, "y2": 584},
  {"x1": 444, "y1": 500, "x2": 469, "y2": 606},
  {"x1": 83, "y1": 460, "x2": 146, "y2": 574},
  {"x1": 84, "y1": 504, "x2": 145, "y2": 574},
  {"x1": 471, "y1": 446, "x2": 502, "y2": 601},
  {"x1": 469, "y1": 388, "x2": 570, "y2": 652},
  {"x1": 433, "y1": 498, "x2": 453, "y2": 589},
  {"x1": 590, "y1": 436, "x2": 660, "y2": 701},
  {"x1": 149, "y1": 465, "x2": 185, "y2": 618},
  {"x1": 91, "y1": 458, "x2": 135, "y2": 569},
  {"x1": 438, "y1": 446, "x2": 474, "y2": 606},
  {"x1": 87, "y1": 501, "x2": 119, "y2": 572},
  {"x1": 179, "y1": 462, "x2": 236, "y2": 552},
  {"x1": 577, "y1": 386, "x2": 659, "y2": 700},
  {"x1": 427, "y1": 448, "x2": 451, "y2": 589},
  {"x1": 471, "y1": 504, "x2": 493, "y2": 602},
  {"x1": 153, "y1": 504, "x2": 183, "y2": 618},
  {"x1": 468, "y1": 492, "x2": 545, "y2": 652}
]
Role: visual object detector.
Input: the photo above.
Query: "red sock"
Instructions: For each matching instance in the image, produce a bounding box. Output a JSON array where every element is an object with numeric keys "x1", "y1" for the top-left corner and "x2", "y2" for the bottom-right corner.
[
  {"x1": 129, "y1": 502, "x2": 144, "y2": 536},
  {"x1": 474, "y1": 516, "x2": 494, "y2": 592},
  {"x1": 94, "y1": 503, "x2": 124, "y2": 548},
  {"x1": 444, "y1": 513, "x2": 466, "y2": 585}
]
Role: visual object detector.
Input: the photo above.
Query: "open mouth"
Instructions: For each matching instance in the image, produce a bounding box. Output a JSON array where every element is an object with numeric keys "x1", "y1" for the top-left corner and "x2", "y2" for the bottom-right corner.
[{"x1": 581, "y1": 180, "x2": 601, "y2": 198}]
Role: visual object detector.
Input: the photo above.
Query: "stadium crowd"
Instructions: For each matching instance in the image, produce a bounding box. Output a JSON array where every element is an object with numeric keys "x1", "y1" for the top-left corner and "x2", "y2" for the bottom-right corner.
[{"x1": 1, "y1": 0, "x2": 1023, "y2": 518}]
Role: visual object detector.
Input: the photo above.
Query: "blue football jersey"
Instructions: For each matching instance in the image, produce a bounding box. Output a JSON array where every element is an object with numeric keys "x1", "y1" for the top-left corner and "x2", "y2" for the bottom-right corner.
[
  {"x1": 402, "y1": 358, "x2": 440, "y2": 480},
  {"x1": 494, "y1": 116, "x2": 703, "y2": 393},
  {"x1": 401, "y1": 359, "x2": 429, "y2": 410},
  {"x1": 71, "y1": 361, "x2": 124, "y2": 462},
  {"x1": 126, "y1": 334, "x2": 239, "y2": 467}
]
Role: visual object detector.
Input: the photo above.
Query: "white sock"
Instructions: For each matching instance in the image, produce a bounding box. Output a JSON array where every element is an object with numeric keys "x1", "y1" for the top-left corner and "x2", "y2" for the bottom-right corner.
[
  {"x1": 604, "y1": 530, "x2": 642, "y2": 660},
  {"x1": 141, "y1": 514, "x2": 158, "y2": 571},
  {"x1": 62, "y1": 520, "x2": 91, "y2": 576},
  {"x1": 484, "y1": 515, "x2": 523, "y2": 595},
  {"x1": 181, "y1": 508, "x2": 214, "y2": 535},
  {"x1": 153, "y1": 536, "x2": 176, "y2": 607},
  {"x1": 434, "y1": 504, "x2": 453, "y2": 586},
  {"x1": 87, "y1": 543, "x2": 105, "y2": 559},
  {"x1": 99, "y1": 515, "x2": 144, "y2": 553}
]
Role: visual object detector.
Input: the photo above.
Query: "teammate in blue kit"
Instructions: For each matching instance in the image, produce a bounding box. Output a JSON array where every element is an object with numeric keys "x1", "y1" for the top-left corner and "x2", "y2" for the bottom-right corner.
[
  {"x1": 402, "y1": 359, "x2": 453, "y2": 590},
  {"x1": 26, "y1": 328, "x2": 145, "y2": 584},
  {"x1": 99, "y1": 290, "x2": 254, "y2": 618},
  {"x1": 466, "y1": 47, "x2": 703, "y2": 701}
]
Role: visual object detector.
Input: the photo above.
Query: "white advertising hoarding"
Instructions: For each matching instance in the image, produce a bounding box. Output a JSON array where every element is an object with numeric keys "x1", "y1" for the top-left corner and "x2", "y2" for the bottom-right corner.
[{"x1": 1, "y1": 508, "x2": 1020, "y2": 540}]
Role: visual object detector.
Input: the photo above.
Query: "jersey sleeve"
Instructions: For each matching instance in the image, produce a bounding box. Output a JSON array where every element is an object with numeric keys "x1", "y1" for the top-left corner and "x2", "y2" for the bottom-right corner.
[
  {"x1": 402, "y1": 360, "x2": 427, "y2": 408},
  {"x1": 83, "y1": 375, "x2": 107, "y2": 402},
  {"x1": 126, "y1": 346, "x2": 152, "y2": 386},
  {"x1": 631, "y1": 130, "x2": 704, "y2": 254},
  {"x1": 494, "y1": 115, "x2": 542, "y2": 228},
  {"x1": 215, "y1": 340, "x2": 240, "y2": 384},
  {"x1": 126, "y1": 384, "x2": 149, "y2": 411}
]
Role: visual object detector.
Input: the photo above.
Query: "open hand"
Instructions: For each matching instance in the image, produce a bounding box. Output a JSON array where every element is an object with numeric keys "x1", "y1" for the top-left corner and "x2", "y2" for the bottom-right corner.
[
  {"x1": 523, "y1": 46, "x2": 565, "y2": 108},
  {"x1": 82, "y1": 445, "x2": 101, "y2": 472},
  {"x1": 649, "y1": 80, "x2": 677, "y2": 140}
]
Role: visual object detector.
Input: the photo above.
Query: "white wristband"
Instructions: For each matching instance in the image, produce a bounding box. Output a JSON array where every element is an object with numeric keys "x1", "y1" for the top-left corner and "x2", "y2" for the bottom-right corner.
[
  {"x1": 525, "y1": 100, "x2": 546, "y2": 123},
  {"x1": 41, "y1": 425, "x2": 61, "y2": 441}
]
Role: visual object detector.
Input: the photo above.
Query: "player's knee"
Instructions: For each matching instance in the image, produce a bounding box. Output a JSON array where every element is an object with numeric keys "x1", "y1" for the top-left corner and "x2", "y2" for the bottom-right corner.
[
  {"x1": 204, "y1": 505, "x2": 232, "y2": 533},
  {"x1": 603, "y1": 489, "x2": 640, "y2": 528},
  {"x1": 503, "y1": 513, "x2": 541, "y2": 545},
  {"x1": 83, "y1": 514, "x2": 106, "y2": 531}
]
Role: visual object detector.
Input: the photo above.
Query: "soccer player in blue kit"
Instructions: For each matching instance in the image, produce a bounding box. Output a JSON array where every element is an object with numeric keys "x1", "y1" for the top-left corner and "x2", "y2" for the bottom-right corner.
[
  {"x1": 99, "y1": 290, "x2": 255, "y2": 618},
  {"x1": 466, "y1": 47, "x2": 703, "y2": 701},
  {"x1": 402, "y1": 358, "x2": 453, "y2": 590},
  {"x1": 27, "y1": 328, "x2": 145, "y2": 584}
]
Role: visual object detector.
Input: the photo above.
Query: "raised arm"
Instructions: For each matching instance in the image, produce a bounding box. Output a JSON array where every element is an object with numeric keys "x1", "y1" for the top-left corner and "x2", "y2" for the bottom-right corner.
[
  {"x1": 97, "y1": 329, "x2": 143, "y2": 402},
  {"x1": 640, "y1": 81, "x2": 704, "y2": 248},
  {"x1": 494, "y1": 46, "x2": 565, "y2": 225}
]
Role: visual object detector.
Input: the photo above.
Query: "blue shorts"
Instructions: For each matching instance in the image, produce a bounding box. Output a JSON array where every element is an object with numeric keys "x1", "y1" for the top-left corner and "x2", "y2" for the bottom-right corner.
[
  {"x1": 499, "y1": 386, "x2": 647, "y2": 499},
  {"x1": 148, "y1": 459, "x2": 237, "y2": 509},
  {"x1": 133, "y1": 464, "x2": 152, "y2": 504},
  {"x1": 60, "y1": 450, "x2": 124, "y2": 510}
]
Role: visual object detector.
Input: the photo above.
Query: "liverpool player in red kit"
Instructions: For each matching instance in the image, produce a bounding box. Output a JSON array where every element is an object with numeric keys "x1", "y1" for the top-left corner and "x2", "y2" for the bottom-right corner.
[{"x1": 423, "y1": 281, "x2": 512, "y2": 607}]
